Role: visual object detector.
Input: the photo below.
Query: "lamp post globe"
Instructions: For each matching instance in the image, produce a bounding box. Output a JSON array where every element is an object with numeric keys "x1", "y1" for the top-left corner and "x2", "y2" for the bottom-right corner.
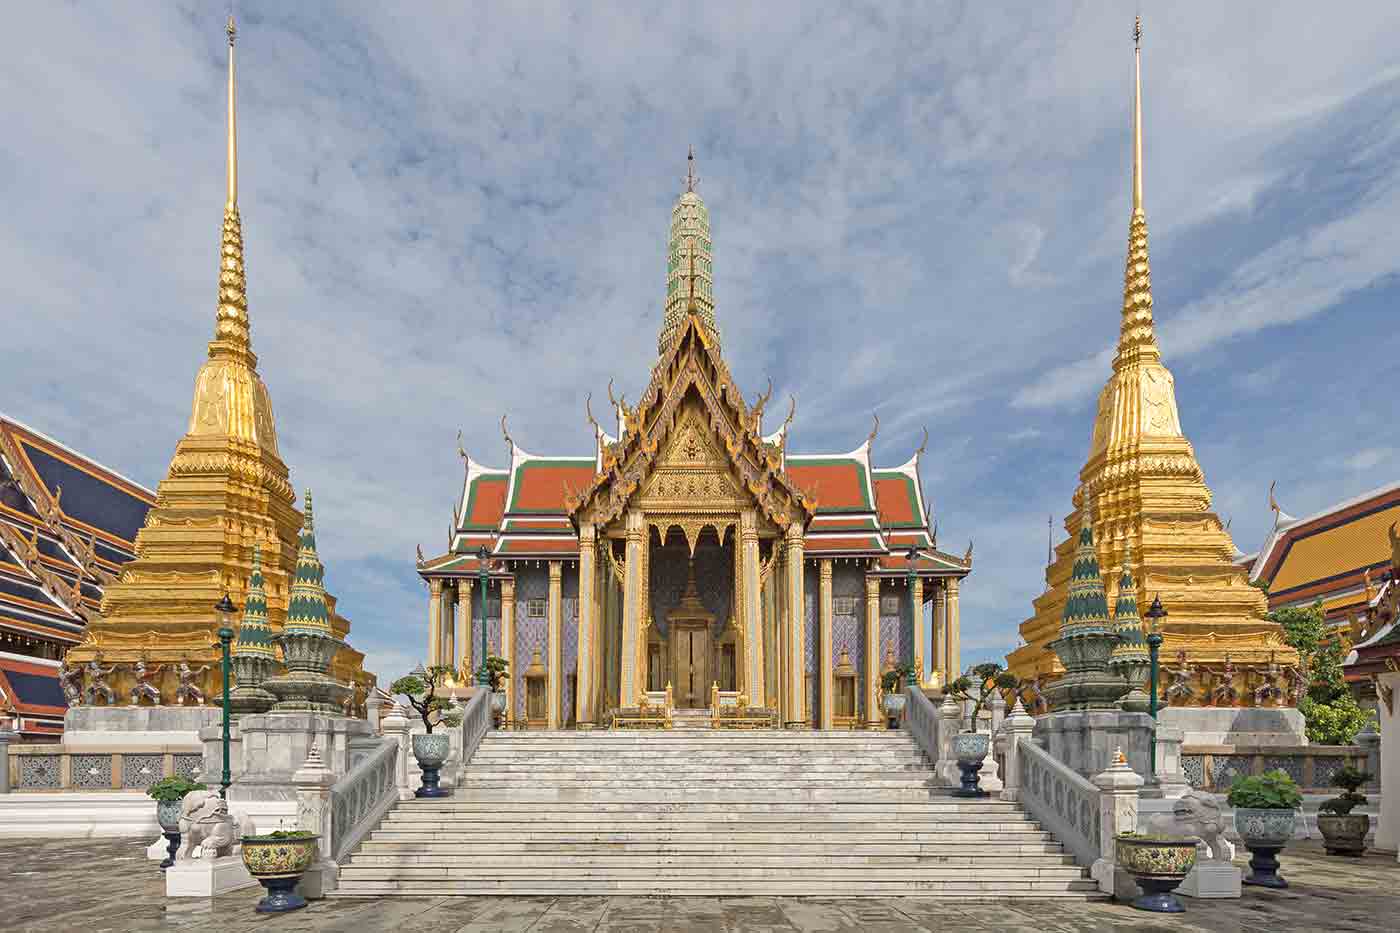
[{"x1": 213, "y1": 593, "x2": 238, "y2": 799}]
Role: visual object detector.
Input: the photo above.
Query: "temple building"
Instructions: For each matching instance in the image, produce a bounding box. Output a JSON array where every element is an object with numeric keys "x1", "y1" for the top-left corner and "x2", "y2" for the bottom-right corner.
[
  {"x1": 1239, "y1": 481, "x2": 1400, "y2": 641},
  {"x1": 0, "y1": 415, "x2": 155, "y2": 738},
  {"x1": 418, "y1": 154, "x2": 972, "y2": 729},
  {"x1": 63, "y1": 17, "x2": 374, "y2": 708},
  {"x1": 1004, "y1": 21, "x2": 1297, "y2": 729}
]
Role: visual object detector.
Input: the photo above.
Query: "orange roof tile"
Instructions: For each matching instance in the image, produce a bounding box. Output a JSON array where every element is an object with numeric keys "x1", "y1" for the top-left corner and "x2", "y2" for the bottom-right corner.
[
  {"x1": 463, "y1": 475, "x2": 508, "y2": 529},
  {"x1": 509, "y1": 461, "x2": 596, "y2": 513},
  {"x1": 873, "y1": 474, "x2": 919, "y2": 527},
  {"x1": 787, "y1": 459, "x2": 870, "y2": 511}
]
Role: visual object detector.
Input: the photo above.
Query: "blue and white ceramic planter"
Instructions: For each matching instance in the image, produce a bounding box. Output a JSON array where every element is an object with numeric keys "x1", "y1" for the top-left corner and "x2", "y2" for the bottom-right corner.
[
  {"x1": 156, "y1": 799, "x2": 182, "y2": 833},
  {"x1": 951, "y1": 732, "x2": 991, "y2": 798},
  {"x1": 412, "y1": 732, "x2": 452, "y2": 798},
  {"x1": 1236, "y1": 807, "x2": 1294, "y2": 888}
]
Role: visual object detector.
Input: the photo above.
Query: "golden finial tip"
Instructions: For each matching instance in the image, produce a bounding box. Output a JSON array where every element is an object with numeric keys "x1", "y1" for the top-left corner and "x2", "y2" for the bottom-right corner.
[
  {"x1": 1134, "y1": 15, "x2": 1142, "y2": 47},
  {"x1": 227, "y1": 15, "x2": 237, "y2": 46}
]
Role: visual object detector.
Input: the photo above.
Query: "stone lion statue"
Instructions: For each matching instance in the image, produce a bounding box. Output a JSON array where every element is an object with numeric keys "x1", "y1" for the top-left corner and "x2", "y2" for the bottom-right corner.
[
  {"x1": 177, "y1": 791, "x2": 253, "y2": 860},
  {"x1": 1147, "y1": 792, "x2": 1234, "y2": 863}
]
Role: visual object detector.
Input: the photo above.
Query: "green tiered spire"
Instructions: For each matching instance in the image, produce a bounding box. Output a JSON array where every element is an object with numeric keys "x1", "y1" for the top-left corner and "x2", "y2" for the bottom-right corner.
[
  {"x1": 1110, "y1": 542, "x2": 1148, "y2": 660},
  {"x1": 1060, "y1": 516, "x2": 1111, "y2": 638},
  {"x1": 285, "y1": 489, "x2": 331, "y2": 635},
  {"x1": 233, "y1": 544, "x2": 277, "y2": 659}
]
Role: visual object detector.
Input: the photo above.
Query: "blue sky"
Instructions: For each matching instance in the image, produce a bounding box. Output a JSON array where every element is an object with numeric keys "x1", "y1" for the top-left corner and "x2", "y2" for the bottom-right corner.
[{"x1": 3, "y1": 2, "x2": 1398, "y2": 683}]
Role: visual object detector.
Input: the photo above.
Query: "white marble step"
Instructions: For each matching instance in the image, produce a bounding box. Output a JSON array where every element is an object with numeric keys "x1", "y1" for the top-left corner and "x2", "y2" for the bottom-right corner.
[
  {"x1": 354, "y1": 840, "x2": 1067, "y2": 856},
  {"x1": 331, "y1": 880, "x2": 1101, "y2": 897}
]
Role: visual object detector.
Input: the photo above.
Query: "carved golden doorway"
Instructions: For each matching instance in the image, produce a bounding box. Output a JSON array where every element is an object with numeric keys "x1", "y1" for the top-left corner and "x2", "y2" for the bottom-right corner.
[{"x1": 672, "y1": 623, "x2": 710, "y2": 708}]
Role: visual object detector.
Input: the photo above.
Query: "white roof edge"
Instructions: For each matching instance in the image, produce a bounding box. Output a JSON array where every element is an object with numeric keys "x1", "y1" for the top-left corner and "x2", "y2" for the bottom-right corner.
[{"x1": 0, "y1": 411, "x2": 156, "y2": 497}]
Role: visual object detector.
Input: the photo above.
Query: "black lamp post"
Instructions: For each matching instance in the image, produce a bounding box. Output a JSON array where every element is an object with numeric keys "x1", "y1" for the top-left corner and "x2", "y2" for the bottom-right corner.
[
  {"x1": 1144, "y1": 593, "x2": 1167, "y2": 780},
  {"x1": 213, "y1": 593, "x2": 237, "y2": 799},
  {"x1": 476, "y1": 546, "x2": 491, "y2": 686}
]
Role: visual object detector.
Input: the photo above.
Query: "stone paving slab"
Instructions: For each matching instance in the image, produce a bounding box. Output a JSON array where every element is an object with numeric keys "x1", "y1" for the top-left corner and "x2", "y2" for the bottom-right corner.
[{"x1": 0, "y1": 837, "x2": 1392, "y2": 932}]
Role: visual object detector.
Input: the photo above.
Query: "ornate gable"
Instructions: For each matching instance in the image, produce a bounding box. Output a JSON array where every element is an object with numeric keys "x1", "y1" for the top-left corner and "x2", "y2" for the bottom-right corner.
[{"x1": 568, "y1": 314, "x2": 816, "y2": 532}]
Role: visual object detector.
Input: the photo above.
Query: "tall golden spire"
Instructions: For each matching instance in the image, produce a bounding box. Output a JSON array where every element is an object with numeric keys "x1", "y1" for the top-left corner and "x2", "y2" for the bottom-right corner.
[
  {"x1": 212, "y1": 14, "x2": 251, "y2": 361},
  {"x1": 1114, "y1": 14, "x2": 1158, "y2": 372}
]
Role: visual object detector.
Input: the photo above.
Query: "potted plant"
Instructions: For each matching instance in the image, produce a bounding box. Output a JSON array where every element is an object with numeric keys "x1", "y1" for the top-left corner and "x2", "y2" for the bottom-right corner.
[
  {"x1": 475, "y1": 654, "x2": 510, "y2": 721},
  {"x1": 945, "y1": 662, "x2": 1020, "y2": 797},
  {"x1": 880, "y1": 663, "x2": 916, "y2": 724},
  {"x1": 1317, "y1": 765, "x2": 1372, "y2": 856},
  {"x1": 146, "y1": 775, "x2": 206, "y2": 869},
  {"x1": 390, "y1": 664, "x2": 463, "y2": 798},
  {"x1": 1227, "y1": 769, "x2": 1302, "y2": 888},
  {"x1": 1115, "y1": 833, "x2": 1198, "y2": 913},
  {"x1": 240, "y1": 829, "x2": 319, "y2": 913}
]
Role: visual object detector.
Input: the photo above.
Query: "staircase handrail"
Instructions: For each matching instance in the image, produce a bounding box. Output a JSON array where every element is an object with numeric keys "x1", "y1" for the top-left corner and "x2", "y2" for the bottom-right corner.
[
  {"x1": 903, "y1": 682, "x2": 940, "y2": 763},
  {"x1": 458, "y1": 685, "x2": 494, "y2": 770},
  {"x1": 329, "y1": 737, "x2": 398, "y2": 863},
  {"x1": 1017, "y1": 736, "x2": 1102, "y2": 868}
]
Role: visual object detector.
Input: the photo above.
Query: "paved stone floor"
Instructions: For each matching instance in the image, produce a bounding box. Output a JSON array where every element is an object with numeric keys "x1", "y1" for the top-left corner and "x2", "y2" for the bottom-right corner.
[{"x1": 0, "y1": 837, "x2": 1391, "y2": 931}]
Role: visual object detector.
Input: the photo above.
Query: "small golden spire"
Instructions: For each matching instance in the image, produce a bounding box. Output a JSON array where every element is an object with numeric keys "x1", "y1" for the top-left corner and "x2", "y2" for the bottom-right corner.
[
  {"x1": 685, "y1": 145, "x2": 697, "y2": 193},
  {"x1": 211, "y1": 14, "x2": 250, "y2": 358},
  {"x1": 1113, "y1": 14, "x2": 1158, "y2": 371},
  {"x1": 1132, "y1": 15, "x2": 1143, "y2": 213}
]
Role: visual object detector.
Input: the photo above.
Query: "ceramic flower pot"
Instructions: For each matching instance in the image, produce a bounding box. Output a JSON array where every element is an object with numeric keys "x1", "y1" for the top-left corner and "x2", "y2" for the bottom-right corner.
[
  {"x1": 240, "y1": 834, "x2": 319, "y2": 913},
  {"x1": 951, "y1": 732, "x2": 991, "y2": 798},
  {"x1": 1235, "y1": 807, "x2": 1294, "y2": 888},
  {"x1": 156, "y1": 799, "x2": 182, "y2": 834},
  {"x1": 1116, "y1": 836, "x2": 1197, "y2": 913},
  {"x1": 412, "y1": 732, "x2": 452, "y2": 798},
  {"x1": 1317, "y1": 813, "x2": 1370, "y2": 857},
  {"x1": 491, "y1": 691, "x2": 507, "y2": 718},
  {"x1": 881, "y1": 692, "x2": 906, "y2": 721}
]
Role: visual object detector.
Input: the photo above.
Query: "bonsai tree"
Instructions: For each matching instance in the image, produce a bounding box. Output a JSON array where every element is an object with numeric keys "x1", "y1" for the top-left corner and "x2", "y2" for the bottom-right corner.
[
  {"x1": 389, "y1": 664, "x2": 462, "y2": 734},
  {"x1": 946, "y1": 662, "x2": 1020, "y2": 733},
  {"x1": 880, "y1": 663, "x2": 916, "y2": 696},
  {"x1": 1226, "y1": 769, "x2": 1303, "y2": 810},
  {"x1": 1318, "y1": 765, "x2": 1372, "y2": 816},
  {"x1": 475, "y1": 654, "x2": 509, "y2": 692},
  {"x1": 146, "y1": 775, "x2": 206, "y2": 803}
]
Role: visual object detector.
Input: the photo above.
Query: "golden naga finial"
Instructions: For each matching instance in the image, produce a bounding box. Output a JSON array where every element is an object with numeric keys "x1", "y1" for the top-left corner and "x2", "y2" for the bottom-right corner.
[
  {"x1": 915, "y1": 425, "x2": 929, "y2": 459},
  {"x1": 456, "y1": 429, "x2": 468, "y2": 462},
  {"x1": 963, "y1": 539, "x2": 974, "y2": 563},
  {"x1": 500, "y1": 414, "x2": 515, "y2": 456},
  {"x1": 585, "y1": 392, "x2": 603, "y2": 438},
  {"x1": 866, "y1": 412, "x2": 880, "y2": 448},
  {"x1": 752, "y1": 377, "x2": 773, "y2": 420}
]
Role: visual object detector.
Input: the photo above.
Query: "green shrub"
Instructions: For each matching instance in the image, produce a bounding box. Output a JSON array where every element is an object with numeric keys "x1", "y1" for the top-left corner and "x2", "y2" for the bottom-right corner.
[
  {"x1": 1318, "y1": 765, "x2": 1373, "y2": 816},
  {"x1": 390, "y1": 665, "x2": 462, "y2": 733},
  {"x1": 1226, "y1": 769, "x2": 1302, "y2": 810},
  {"x1": 880, "y1": 664, "x2": 916, "y2": 694},
  {"x1": 145, "y1": 776, "x2": 206, "y2": 803},
  {"x1": 475, "y1": 654, "x2": 509, "y2": 691},
  {"x1": 1298, "y1": 694, "x2": 1376, "y2": 746}
]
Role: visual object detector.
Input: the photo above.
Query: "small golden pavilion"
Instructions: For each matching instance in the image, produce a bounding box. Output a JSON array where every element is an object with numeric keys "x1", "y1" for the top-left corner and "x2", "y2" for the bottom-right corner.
[{"x1": 418, "y1": 155, "x2": 972, "y2": 730}]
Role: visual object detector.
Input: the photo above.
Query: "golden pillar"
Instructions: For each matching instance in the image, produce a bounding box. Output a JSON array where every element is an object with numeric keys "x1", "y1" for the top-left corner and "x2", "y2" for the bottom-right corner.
[
  {"x1": 819, "y1": 559, "x2": 834, "y2": 730},
  {"x1": 947, "y1": 577, "x2": 961, "y2": 679},
  {"x1": 934, "y1": 580, "x2": 948, "y2": 680},
  {"x1": 427, "y1": 578, "x2": 443, "y2": 667},
  {"x1": 547, "y1": 560, "x2": 563, "y2": 728},
  {"x1": 455, "y1": 579, "x2": 472, "y2": 680},
  {"x1": 576, "y1": 523, "x2": 597, "y2": 728},
  {"x1": 500, "y1": 576, "x2": 516, "y2": 726},
  {"x1": 864, "y1": 574, "x2": 881, "y2": 729},
  {"x1": 912, "y1": 575, "x2": 924, "y2": 684},
  {"x1": 621, "y1": 509, "x2": 644, "y2": 704},
  {"x1": 740, "y1": 509, "x2": 764, "y2": 706},
  {"x1": 783, "y1": 523, "x2": 806, "y2": 728}
]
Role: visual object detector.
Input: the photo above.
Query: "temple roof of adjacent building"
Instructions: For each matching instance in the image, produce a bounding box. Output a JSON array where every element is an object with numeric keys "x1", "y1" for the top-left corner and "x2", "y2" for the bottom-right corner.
[
  {"x1": 1243, "y1": 481, "x2": 1400, "y2": 619},
  {"x1": 0, "y1": 414, "x2": 154, "y2": 647},
  {"x1": 0, "y1": 651, "x2": 65, "y2": 735}
]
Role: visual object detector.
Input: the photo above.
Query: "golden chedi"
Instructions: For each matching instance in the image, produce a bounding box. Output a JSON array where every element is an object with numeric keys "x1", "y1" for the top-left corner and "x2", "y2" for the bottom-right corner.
[
  {"x1": 68, "y1": 17, "x2": 373, "y2": 707},
  {"x1": 1006, "y1": 18, "x2": 1295, "y2": 711}
]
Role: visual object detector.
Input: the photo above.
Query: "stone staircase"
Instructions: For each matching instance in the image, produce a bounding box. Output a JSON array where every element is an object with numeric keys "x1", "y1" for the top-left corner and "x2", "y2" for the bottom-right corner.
[{"x1": 334, "y1": 730, "x2": 1100, "y2": 897}]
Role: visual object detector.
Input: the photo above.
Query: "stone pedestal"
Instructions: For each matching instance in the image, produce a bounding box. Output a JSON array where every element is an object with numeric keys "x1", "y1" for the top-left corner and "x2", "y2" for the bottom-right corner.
[
  {"x1": 1034, "y1": 708, "x2": 1155, "y2": 780},
  {"x1": 64, "y1": 706, "x2": 222, "y2": 747},
  {"x1": 1176, "y1": 861, "x2": 1242, "y2": 898},
  {"x1": 202, "y1": 712, "x2": 373, "y2": 802},
  {"x1": 165, "y1": 854, "x2": 256, "y2": 896},
  {"x1": 1158, "y1": 706, "x2": 1306, "y2": 747}
]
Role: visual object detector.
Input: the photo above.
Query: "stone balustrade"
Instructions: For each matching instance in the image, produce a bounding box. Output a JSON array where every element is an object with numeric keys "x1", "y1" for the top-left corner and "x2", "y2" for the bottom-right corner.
[
  {"x1": 4, "y1": 743, "x2": 203, "y2": 792},
  {"x1": 1180, "y1": 743, "x2": 1373, "y2": 793}
]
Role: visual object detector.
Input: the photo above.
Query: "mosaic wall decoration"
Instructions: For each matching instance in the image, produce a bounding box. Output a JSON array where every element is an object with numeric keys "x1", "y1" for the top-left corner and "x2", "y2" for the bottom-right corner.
[
  {"x1": 513, "y1": 567, "x2": 549, "y2": 722},
  {"x1": 562, "y1": 576, "x2": 579, "y2": 725},
  {"x1": 647, "y1": 537, "x2": 733, "y2": 639},
  {"x1": 804, "y1": 565, "x2": 818, "y2": 722},
  {"x1": 72, "y1": 754, "x2": 112, "y2": 789},
  {"x1": 469, "y1": 590, "x2": 503, "y2": 672},
  {"x1": 1210, "y1": 754, "x2": 1253, "y2": 789},
  {"x1": 1181, "y1": 755, "x2": 1205, "y2": 789},
  {"x1": 1262, "y1": 755, "x2": 1304, "y2": 787},
  {"x1": 174, "y1": 754, "x2": 204, "y2": 782},
  {"x1": 121, "y1": 754, "x2": 163, "y2": 789},
  {"x1": 18, "y1": 755, "x2": 60, "y2": 789},
  {"x1": 832, "y1": 564, "x2": 866, "y2": 720}
]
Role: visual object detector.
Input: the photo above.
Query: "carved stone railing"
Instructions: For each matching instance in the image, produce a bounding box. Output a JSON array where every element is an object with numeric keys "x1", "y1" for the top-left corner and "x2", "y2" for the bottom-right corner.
[
  {"x1": 1019, "y1": 738, "x2": 1103, "y2": 868},
  {"x1": 6, "y1": 744, "x2": 204, "y2": 792},
  {"x1": 1180, "y1": 743, "x2": 1372, "y2": 793},
  {"x1": 329, "y1": 738, "x2": 397, "y2": 863},
  {"x1": 903, "y1": 684, "x2": 942, "y2": 764},
  {"x1": 457, "y1": 687, "x2": 493, "y2": 770}
]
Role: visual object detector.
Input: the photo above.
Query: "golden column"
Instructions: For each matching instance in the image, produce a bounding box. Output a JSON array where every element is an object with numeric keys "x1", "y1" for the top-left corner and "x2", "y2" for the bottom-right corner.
[
  {"x1": 911, "y1": 574, "x2": 925, "y2": 684},
  {"x1": 783, "y1": 523, "x2": 806, "y2": 728},
  {"x1": 740, "y1": 509, "x2": 764, "y2": 705},
  {"x1": 547, "y1": 560, "x2": 563, "y2": 728},
  {"x1": 947, "y1": 577, "x2": 961, "y2": 679},
  {"x1": 818, "y1": 559, "x2": 834, "y2": 730},
  {"x1": 576, "y1": 522, "x2": 598, "y2": 728},
  {"x1": 427, "y1": 578, "x2": 443, "y2": 667},
  {"x1": 620, "y1": 509, "x2": 644, "y2": 703},
  {"x1": 455, "y1": 580, "x2": 472, "y2": 680},
  {"x1": 934, "y1": 581, "x2": 948, "y2": 679},
  {"x1": 500, "y1": 576, "x2": 516, "y2": 725},
  {"x1": 864, "y1": 574, "x2": 881, "y2": 729}
]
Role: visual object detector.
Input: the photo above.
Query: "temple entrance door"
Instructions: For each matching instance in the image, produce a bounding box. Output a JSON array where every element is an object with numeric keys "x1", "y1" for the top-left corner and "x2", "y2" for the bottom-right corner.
[{"x1": 672, "y1": 623, "x2": 710, "y2": 709}]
